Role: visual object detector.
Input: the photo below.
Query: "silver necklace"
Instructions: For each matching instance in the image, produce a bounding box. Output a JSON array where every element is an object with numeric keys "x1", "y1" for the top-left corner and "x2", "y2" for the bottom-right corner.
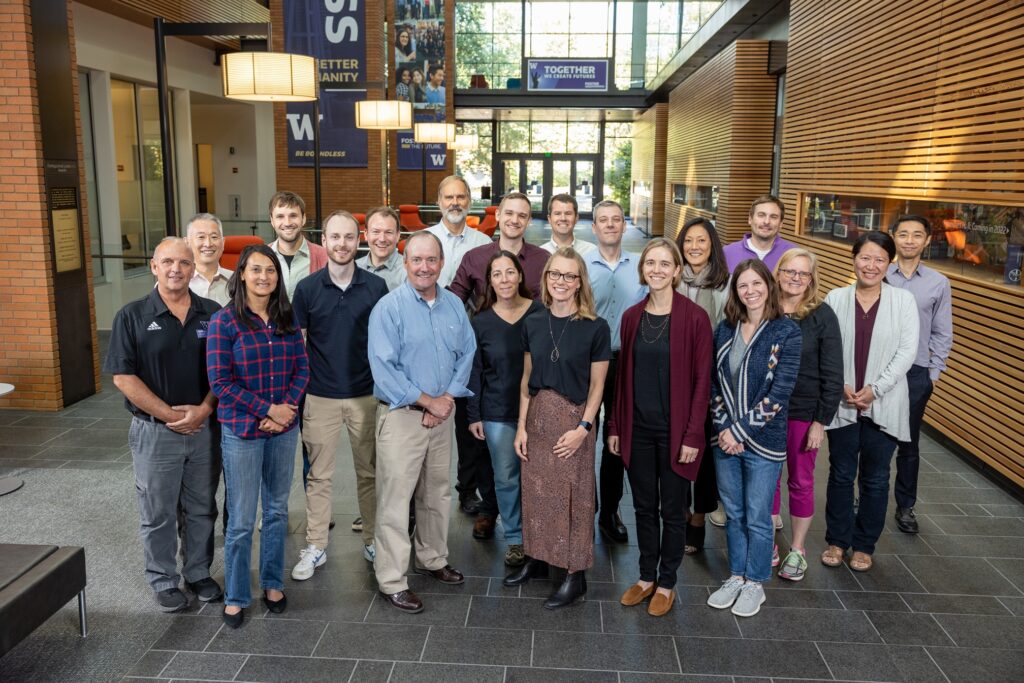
[
  {"x1": 640, "y1": 309, "x2": 670, "y2": 344},
  {"x1": 548, "y1": 313, "x2": 571, "y2": 362}
]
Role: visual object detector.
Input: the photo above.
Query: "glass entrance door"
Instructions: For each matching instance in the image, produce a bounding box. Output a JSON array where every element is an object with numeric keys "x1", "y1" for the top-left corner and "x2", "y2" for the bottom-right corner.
[{"x1": 494, "y1": 154, "x2": 602, "y2": 218}]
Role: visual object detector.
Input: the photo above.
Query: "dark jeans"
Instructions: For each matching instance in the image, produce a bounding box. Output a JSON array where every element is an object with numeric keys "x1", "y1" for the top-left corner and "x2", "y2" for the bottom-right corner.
[
  {"x1": 454, "y1": 397, "x2": 497, "y2": 516},
  {"x1": 597, "y1": 353, "x2": 623, "y2": 519},
  {"x1": 626, "y1": 425, "x2": 689, "y2": 588},
  {"x1": 692, "y1": 415, "x2": 719, "y2": 514},
  {"x1": 825, "y1": 417, "x2": 898, "y2": 555},
  {"x1": 895, "y1": 365, "x2": 933, "y2": 509}
]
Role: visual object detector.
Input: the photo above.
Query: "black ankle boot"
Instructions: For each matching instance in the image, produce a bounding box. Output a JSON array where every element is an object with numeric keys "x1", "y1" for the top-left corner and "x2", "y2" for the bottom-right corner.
[
  {"x1": 503, "y1": 557, "x2": 549, "y2": 586},
  {"x1": 544, "y1": 570, "x2": 586, "y2": 609}
]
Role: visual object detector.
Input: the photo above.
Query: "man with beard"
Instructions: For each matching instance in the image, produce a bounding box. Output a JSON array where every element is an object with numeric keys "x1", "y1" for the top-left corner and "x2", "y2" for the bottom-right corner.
[
  {"x1": 427, "y1": 176, "x2": 492, "y2": 289},
  {"x1": 266, "y1": 191, "x2": 327, "y2": 300},
  {"x1": 291, "y1": 211, "x2": 389, "y2": 579},
  {"x1": 722, "y1": 194, "x2": 795, "y2": 273},
  {"x1": 356, "y1": 206, "x2": 407, "y2": 291},
  {"x1": 539, "y1": 194, "x2": 596, "y2": 256},
  {"x1": 369, "y1": 231, "x2": 475, "y2": 613}
]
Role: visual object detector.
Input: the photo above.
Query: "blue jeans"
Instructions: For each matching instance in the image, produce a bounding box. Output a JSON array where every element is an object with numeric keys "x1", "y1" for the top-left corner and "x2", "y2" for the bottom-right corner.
[
  {"x1": 826, "y1": 418, "x2": 898, "y2": 555},
  {"x1": 484, "y1": 421, "x2": 522, "y2": 544},
  {"x1": 713, "y1": 446, "x2": 782, "y2": 583},
  {"x1": 221, "y1": 426, "x2": 298, "y2": 608}
]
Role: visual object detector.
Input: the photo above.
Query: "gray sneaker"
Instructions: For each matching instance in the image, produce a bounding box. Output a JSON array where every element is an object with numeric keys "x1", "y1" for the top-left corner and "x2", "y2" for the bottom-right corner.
[
  {"x1": 707, "y1": 576, "x2": 745, "y2": 610},
  {"x1": 731, "y1": 581, "x2": 766, "y2": 617},
  {"x1": 778, "y1": 549, "x2": 808, "y2": 582}
]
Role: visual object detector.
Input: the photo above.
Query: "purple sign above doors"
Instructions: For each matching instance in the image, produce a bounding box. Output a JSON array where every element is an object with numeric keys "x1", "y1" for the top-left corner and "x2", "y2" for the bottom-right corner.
[{"x1": 525, "y1": 59, "x2": 609, "y2": 92}]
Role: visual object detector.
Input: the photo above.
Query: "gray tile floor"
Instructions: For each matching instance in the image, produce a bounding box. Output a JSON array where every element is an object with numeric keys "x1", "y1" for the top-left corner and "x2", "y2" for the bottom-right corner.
[{"x1": 2, "y1": 231, "x2": 1024, "y2": 681}]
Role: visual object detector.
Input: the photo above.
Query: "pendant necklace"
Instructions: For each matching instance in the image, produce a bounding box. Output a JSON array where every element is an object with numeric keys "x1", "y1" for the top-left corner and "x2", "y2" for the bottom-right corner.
[
  {"x1": 640, "y1": 309, "x2": 670, "y2": 344},
  {"x1": 548, "y1": 313, "x2": 571, "y2": 362}
]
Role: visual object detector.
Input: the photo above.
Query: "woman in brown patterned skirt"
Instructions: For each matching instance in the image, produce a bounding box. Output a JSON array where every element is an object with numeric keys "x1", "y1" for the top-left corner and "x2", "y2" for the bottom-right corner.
[{"x1": 505, "y1": 247, "x2": 611, "y2": 609}]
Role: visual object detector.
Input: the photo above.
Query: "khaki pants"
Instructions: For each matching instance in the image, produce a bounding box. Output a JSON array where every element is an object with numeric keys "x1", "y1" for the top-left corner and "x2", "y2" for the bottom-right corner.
[
  {"x1": 374, "y1": 404, "x2": 453, "y2": 594},
  {"x1": 302, "y1": 393, "x2": 378, "y2": 548}
]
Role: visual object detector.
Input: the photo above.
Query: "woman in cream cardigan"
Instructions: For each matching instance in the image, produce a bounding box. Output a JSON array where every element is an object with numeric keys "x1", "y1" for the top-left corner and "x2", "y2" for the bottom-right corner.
[{"x1": 822, "y1": 232, "x2": 919, "y2": 573}]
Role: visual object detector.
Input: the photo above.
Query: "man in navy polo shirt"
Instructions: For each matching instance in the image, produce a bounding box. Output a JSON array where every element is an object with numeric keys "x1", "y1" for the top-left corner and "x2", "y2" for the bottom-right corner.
[
  {"x1": 290, "y1": 210, "x2": 389, "y2": 580},
  {"x1": 105, "y1": 238, "x2": 222, "y2": 612}
]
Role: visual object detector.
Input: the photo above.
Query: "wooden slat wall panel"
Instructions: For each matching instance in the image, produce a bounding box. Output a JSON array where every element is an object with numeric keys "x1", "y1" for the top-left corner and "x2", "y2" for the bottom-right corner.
[
  {"x1": 779, "y1": 0, "x2": 1024, "y2": 488},
  {"x1": 77, "y1": 0, "x2": 269, "y2": 49},
  {"x1": 663, "y1": 41, "x2": 776, "y2": 242},
  {"x1": 629, "y1": 103, "x2": 667, "y2": 236}
]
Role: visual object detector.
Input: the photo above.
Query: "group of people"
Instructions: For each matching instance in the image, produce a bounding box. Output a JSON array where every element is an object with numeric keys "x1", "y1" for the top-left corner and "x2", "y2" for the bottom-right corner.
[{"x1": 106, "y1": 181, "x2": 951, "y2": 628}]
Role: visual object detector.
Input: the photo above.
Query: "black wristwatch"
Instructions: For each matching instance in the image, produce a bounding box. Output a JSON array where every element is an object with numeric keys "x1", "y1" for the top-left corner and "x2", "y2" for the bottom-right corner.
[{"x1": 578, "y1": 420, "x2": 593, "y2": 432}]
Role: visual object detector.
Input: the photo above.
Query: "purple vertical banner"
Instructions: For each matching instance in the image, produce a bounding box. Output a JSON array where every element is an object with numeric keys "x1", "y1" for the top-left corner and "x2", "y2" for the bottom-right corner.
[{"x1": 284, "y1": 0, "x2": 367, "y2": 168}]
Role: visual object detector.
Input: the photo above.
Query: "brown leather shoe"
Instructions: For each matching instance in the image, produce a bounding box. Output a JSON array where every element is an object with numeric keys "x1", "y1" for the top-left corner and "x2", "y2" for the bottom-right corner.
[
  {"x1": 472, "y1": 514, "x2": 496, "y2": 540},
  {"x1": 648, "y1": 589, "x2": 676, "y2": 617},
  {"x1": 620, "y1": 582, "x2": 655, "y2": 606},
  {"x1": 379, "y1": 589, "x2": 423, "y2": 613},
  {"x1": 416, "y1": 564, "x2": 465, "y2": 584}
]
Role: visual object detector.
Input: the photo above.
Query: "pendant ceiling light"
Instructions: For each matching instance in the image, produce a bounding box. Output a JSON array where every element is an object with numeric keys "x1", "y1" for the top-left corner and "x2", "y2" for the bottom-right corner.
[{"x1": 222, "y1": 52, "x2": 318, "y2": 102}]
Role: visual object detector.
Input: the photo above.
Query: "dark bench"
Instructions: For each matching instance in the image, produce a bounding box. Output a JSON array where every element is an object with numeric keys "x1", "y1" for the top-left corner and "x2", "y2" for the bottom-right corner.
[{"x1": 0, "y1": 544, "x2": 87, "y2": 657}]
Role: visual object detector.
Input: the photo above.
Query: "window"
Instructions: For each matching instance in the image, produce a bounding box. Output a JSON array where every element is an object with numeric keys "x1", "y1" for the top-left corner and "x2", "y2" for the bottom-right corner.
[
  {"x1": 455, "y1": 122, "x2": 495, "y2": 205},
  {"x1": 111, "y1": 79, "x2": 171, "y2": 272},
  {"x1": 770, "y1": 72, "x2": 785, "y2": 197},
  {"x1": 801, "y1": 192, "x2": 1024, "y2": 287},
  {"x1": 497, "y1": 121, "x2": 601, "y2": 154},
  {"x1": 603, "y1": 121, "x2": 633, "y2": 207},
  {"x1": 454, "y1": 1, "x2": 523, "y2": 89},
  {"x1": 671, "y1": 183, "x2": 718, "y2": 211}
]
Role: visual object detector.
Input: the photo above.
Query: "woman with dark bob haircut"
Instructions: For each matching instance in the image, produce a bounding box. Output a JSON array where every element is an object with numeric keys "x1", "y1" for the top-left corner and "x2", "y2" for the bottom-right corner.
[
  {"x1": 207, "y1": 244, "x2": 309, "y2": 629},
  {"x1": 821, "y1": 231, "x2": 918, "y2": 573},
  {"x1": 674, "y1": 217, "x2": 731, "y2": 553}
]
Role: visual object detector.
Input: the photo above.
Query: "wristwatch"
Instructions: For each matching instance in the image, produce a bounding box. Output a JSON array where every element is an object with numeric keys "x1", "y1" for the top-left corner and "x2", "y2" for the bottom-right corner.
[{"x1": 578, "y1": 420, "x2": 593, "y2": 432}]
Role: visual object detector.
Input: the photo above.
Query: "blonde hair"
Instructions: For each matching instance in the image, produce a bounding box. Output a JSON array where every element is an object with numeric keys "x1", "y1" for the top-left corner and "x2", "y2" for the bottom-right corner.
[
  {"x1": 541, "y1": 247, "x2": 597, "y2": 320},
  {"x1": 638, "y1": 237, "x2": 683, "y2": 288},
  {"x1": 774, "y1": 247, "x2": 822, "y2": 320}
]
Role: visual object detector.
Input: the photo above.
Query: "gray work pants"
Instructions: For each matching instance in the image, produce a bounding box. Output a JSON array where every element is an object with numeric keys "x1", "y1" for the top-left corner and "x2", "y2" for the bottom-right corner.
[{"x1": 129, "y1": 416, "x2": 219, "y2": 592}]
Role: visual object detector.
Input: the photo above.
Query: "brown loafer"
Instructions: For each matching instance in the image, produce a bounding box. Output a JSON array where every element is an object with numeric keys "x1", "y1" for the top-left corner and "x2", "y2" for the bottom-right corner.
[
  {"x1": 648, "y1": 589, "x2": 676, "y2": 617},
  {"x1": 472, "y1": 514, "x2": 496, "y2": 540},
  {"x1": 416, "y1": 564, "x2": 465, "y2": 584},
  {"x1": 620, "y1": 583, "x2": 656, "y2": 606},
  {"x1": 379, "y1": 589, "x2": 423, "y2": 613},
  {"x1": 849, "y1": 551, "x2": 873, "y2": 572},
  {"x1": 821, "y1": 545, "x2": 845, "y2": 568}
]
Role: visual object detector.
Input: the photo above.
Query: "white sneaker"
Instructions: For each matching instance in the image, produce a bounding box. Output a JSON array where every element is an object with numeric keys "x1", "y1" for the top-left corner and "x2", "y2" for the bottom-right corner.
[
  {"x1": 731, "y1": 581, "x2": 766, "y2": 617},
  {"x1": 291, "y1": 544, "x2": 326, "y2": 580},
  {"x1": 709, "y1": 508, "x2": 727, "y2": 527},
  {"x1": 363, "y1": 543, "x2": 376, "y2": 563},
  {"x1": 707, "y1": 576, "x2": 745, "y2": 609}
]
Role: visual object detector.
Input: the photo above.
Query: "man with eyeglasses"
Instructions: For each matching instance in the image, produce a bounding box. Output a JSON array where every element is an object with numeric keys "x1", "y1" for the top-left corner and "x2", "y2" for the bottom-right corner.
[
  {"x1": 368, "y1": 231, "x2": 476, "y2": 614},
  {"x1": 885, "y1": 215, "x2": 953, "y2": 534},
  {"x1": 588, "y1": 200, "x2": 644, "y2": 544},
  {"x1": 723, "y1": 194, "x2": 796, "y2": 272}
]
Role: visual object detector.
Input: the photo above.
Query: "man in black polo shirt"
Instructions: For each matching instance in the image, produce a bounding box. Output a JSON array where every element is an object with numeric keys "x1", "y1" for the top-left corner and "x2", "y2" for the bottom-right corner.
[
  {"x1": 290, "y1": 210, "x2": 388, "y2": 580},
  {"x1": 104, "y1": 238, "x2": 222, "y2": 612}
]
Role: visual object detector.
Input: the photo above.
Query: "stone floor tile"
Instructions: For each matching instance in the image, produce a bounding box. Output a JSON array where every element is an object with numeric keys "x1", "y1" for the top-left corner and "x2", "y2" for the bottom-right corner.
[
  {"x1": 736, "y1": 607, "x2": 881, "y2": 643},
  {"x1": 932, "y1": 613, "x2": 1024, "y2": 649},
  {"x1": 930, "y1": 515, "x2": 1024, "y2": 537},
  {"x1": 835, "y1": 590, "x2": 910, "y2": 612},
  {"x1": 235, "y1": 655, "x2": 357, "y2": 682},
  {"x1": 899, "y1": 555, "x2": 1021, "y2": 596},
  {"x1": 206, "y1": 618, "x2": 327, "y2": 656},
  {"x1": 160, "y1": 652, "x2": 247, "y2": 681},
  {"x1": 816, "y1": 642, "x2": 945, "y2": 683},
  {"x1": 364, "y1": 592, "x2": 471, "y2": 627},
  {"x1": 673, "y1": 636, "x2": 830, "y2": 678},
  {"x1": 600, "y1": 601, "x2": 741, "y2": 637},
  {"x1": 506, "y1": 667, "x2": 619, "y2": 682},
  {"x1": 263, "y1": 588, "x2": 373, "y2": 622},
  {"x1": 920, "y1": 533, "x2": 1024, "y2": 558},
  {"x1": 151, "y1": 616, "x2": 224, "y2": 651},
  {"x1": 313, "y1": 622, "x2": 428, "y2": 661},
  {"x1": 533, "y1": 631, "x2": 679, "y2": 673},
  {"x1": 421, "y1": 626, "x2": 531, "y2": 666},
  {"x1": 865, "y1": 611, "x2": 955, "y2": 646},
  {"x1": 926, "y1": 646, "x2": 1024, "y2": 683},
  {"x1": 349, "y1": 660, "x2": 396, "y2": 683},
  {"x1": 987, "y1": 557, "x2": 1024, "y2": 593},
  {"x1": 901, "y1": 592, "x2": 1014, "y2": 615},
  {"x1": 388, "y1": 662, "x2": 505, "y2": 683},
  {"x1": 124, "y1": 650, "x2": 175, "y2": 677},
  {"x1": 466, "y1": 595, "x2": 603, "y2": 633}
]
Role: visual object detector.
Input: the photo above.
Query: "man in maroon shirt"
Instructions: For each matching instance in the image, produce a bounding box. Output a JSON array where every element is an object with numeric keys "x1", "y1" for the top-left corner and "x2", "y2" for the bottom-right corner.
[{"x1": 449, "y1": 192, "x2": 548, "y2": 308}]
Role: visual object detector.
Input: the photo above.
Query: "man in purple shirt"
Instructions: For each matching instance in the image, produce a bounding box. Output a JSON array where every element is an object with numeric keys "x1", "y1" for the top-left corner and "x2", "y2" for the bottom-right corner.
[
  {"x1": 449, "y1": 192, "x2": 548, "y2": 306},
  {"x1": 886, "y1": 215, "x2": 953, "y2": 534},
  {"x1": 723, "y1": 194, "x2": 797, "y2": 272},
  {"x1": 448, "y1": 192, "x2": 547, "y2": 541}
]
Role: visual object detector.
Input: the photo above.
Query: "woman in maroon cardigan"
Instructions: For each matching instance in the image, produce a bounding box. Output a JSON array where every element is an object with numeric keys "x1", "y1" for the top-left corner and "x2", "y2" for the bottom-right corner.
[{"x1": 608, "y1": 238, "x2": 714, "y2": 617}]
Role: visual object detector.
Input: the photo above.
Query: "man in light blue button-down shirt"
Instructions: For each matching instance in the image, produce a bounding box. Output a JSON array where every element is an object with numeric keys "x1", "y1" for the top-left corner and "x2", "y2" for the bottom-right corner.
[
  {"x1": 588, "y1": 200, "x2": 644, "y2": 545},
  {"x1": 368, "y1": 231, "x2": 476, "y2": 613}
]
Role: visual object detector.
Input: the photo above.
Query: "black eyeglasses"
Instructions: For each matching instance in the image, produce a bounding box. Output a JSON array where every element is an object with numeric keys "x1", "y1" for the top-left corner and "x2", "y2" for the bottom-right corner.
[{"x1": 546, "y1": 270, "x2": 580, "y2": 283}]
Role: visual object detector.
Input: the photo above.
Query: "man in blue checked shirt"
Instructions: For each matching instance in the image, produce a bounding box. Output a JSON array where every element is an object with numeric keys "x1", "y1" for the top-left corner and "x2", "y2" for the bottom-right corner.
[{"x1": 368, "y1": 231, "x2": 476, "y2": 614}]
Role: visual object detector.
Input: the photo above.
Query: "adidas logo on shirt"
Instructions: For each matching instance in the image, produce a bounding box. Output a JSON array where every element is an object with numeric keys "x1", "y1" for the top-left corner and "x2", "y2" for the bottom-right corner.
[{"x1": 147, "y1": 321, "x2": 161, "y2": 331}]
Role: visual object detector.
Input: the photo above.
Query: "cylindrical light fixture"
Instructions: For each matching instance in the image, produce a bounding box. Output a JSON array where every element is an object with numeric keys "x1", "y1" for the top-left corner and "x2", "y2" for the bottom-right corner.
[
  {"x1": 355, "y1": 100, "x2": 413, "y2": 130},
  {"x1": 414, "y1": 122, "x2": 456, "y2": 144},
  {"x1": 451, "y1": 132, "x2": 480, "y2": 150},
  {"x1": 222, "y1": 52, "x2": 317, "y2": 101}
]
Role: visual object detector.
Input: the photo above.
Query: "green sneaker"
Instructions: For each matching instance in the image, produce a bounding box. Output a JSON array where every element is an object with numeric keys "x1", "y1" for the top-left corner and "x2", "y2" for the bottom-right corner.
[{"x1": 778, "y1": 549, "x2": 807, "y2": 582}]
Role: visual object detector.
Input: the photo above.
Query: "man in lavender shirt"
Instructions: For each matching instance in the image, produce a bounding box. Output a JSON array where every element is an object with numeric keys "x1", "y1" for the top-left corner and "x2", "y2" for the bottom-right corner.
[
  {"x1": 886, "y1": 215, "x2": 953, "y2": 534},
  {"x1": 723, "y1": 194, "x2": 797, "y2": 273}
]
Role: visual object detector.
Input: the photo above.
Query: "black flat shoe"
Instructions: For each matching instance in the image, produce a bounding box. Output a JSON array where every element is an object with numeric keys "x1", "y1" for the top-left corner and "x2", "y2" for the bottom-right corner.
[
  {"x1": 544, "y1": 570, "x2": 586, "y2": 609},
  {"x1": 262, "y1": 593, "x2": 287, "y2": 614},
  {"x1": 222, "y1": 607, "x2": 244, "y2": 629},
  {"x1": 598, "y1": 513, "x2": 628, "y2": 543},
  {"x1": 503, "y1": 557, "x2": 549, "y2": 586},
  {"x1": 684, "y1": 522, "x2": 706, "y2": 555}
]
